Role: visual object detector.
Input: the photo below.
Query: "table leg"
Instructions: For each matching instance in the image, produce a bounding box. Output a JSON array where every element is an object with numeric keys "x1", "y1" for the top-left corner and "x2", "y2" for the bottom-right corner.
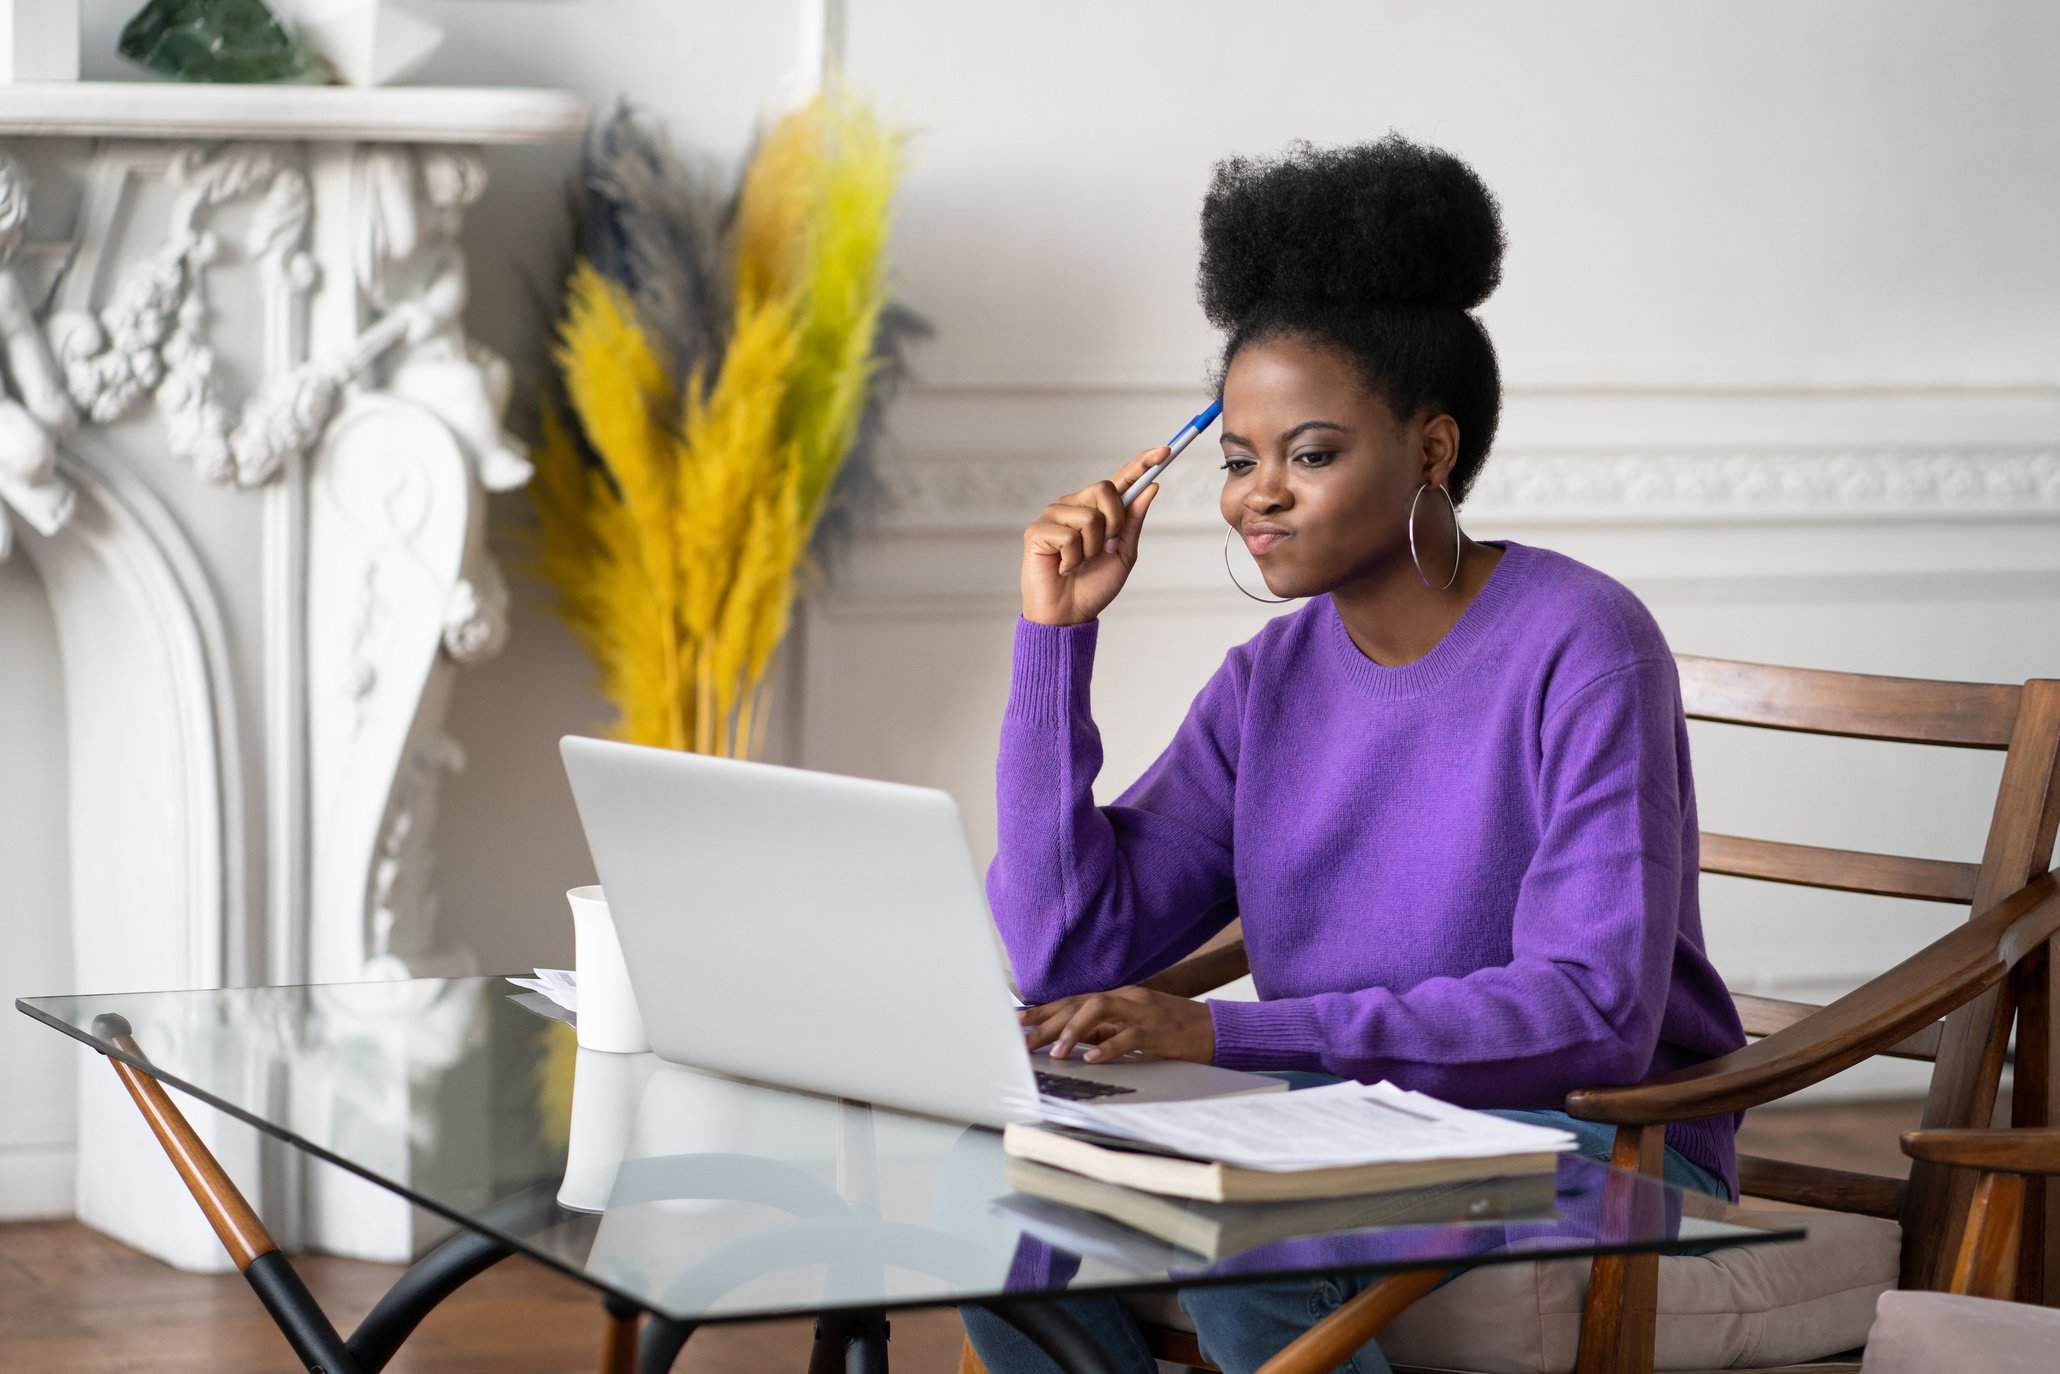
[
  {"x1": 808, "y1": 1316, "x2": 849, "y2": 1374},
  {"x1": 599, "y1": 1294, "x2": 641, "y2": 1374},
  {"x1": 969, "y1": 1300, "x2": 1121, "y2": 1374},
  {"x1": 349, "y1": 1227, "x2": 515, "y2": 1370},
  {"x1": 1253, "y1": 1268, "x2": 1452, "y2": 1374},
  {"x1": 826, "y1": 1312, "x2": 890, "y2": 1374},
  {"x1": 636, "y1": 1313, "x2": 698, "y2": 1374},
  {"x1": 92, "y1": 1013, "x2": 367, "y2": 1374},
  {"x1": 87, "y1": 1013, "x2": 546, "y2": 1374}
]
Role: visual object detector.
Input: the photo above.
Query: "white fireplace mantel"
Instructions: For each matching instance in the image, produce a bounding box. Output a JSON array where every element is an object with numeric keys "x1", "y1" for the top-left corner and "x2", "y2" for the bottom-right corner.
[
  {"x1": 0, "y1": 81, "x2": 587, "y2": 144},
  {"x1": 2, "y1": 81, "x2": 584, "y2": 1269}
]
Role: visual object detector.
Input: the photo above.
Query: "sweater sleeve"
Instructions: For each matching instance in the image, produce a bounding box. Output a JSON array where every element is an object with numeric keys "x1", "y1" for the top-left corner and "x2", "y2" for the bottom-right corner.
[
  {"x1": 987, "y1": 615, "x2": 1242, "y2": 1004},
  {"x1": 1207, "y1": 657, "x2": 1685, "y2": 1099}
]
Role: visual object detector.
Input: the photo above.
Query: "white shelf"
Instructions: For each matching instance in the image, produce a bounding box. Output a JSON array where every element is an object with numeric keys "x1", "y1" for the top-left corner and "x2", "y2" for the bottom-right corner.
[{"x1": 0, "y1": 80, "x2": 587, "y2": 144}]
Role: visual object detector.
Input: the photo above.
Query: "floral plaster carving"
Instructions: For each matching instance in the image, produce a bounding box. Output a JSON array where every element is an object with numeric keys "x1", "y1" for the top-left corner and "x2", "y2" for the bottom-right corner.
[
  {"x1": 49, "y1": 144, "x2": 317, "y2": 487},
  {"x1": 45, "y1": 140, "x2": 530, "y2": 502}
]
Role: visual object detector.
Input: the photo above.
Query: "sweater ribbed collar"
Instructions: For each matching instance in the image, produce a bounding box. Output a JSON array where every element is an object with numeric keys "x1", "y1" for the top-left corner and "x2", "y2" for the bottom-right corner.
[{"x1": 1321, "y1": 538, "x2": 1528, "y2": 701}]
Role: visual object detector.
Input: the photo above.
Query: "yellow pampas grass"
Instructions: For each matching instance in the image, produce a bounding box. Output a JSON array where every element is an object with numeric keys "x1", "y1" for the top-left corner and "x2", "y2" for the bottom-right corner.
[{"x1": 531, "y1": 78, "x2": 910, "y2": 759}]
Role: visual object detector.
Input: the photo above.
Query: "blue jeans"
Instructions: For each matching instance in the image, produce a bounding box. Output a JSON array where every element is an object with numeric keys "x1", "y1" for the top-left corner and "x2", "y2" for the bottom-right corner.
[{"x1": 961, "y1": 1078, "x2": 1726, "y2": 1374}]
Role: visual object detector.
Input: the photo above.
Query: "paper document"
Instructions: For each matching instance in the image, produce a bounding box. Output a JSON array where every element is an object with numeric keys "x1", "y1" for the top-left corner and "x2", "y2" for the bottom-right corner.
[
  {"x1": 507, "y1": 968, "x2": 577, "y2": 1014},
  {"x1": 1026, "y1": 1079, "x2": 1579, "y2": 1172}
]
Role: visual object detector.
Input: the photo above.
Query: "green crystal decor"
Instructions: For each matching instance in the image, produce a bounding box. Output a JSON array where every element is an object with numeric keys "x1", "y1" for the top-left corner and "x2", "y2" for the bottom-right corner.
[{"x1": 118, "y1": 0, "x2": 322, "y2": 83}]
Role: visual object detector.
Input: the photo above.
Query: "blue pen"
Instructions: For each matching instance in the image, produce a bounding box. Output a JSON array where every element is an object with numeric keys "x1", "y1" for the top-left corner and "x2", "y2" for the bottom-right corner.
[{"x1": 1121, "y1": 398, "x2": 1223, "y2": 506}]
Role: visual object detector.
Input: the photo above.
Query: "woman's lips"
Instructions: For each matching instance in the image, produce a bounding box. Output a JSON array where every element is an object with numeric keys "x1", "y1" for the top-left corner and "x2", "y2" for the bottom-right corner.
[{"x1": 1243, "y1": 527, "x2": 1291, "y2": 556}]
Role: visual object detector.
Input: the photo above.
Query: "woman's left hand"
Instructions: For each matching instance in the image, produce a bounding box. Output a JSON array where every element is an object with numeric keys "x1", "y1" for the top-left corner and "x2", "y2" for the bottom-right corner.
[{"x1": 1020, "y1": 986, "x2": 1216, "y2": 1065}]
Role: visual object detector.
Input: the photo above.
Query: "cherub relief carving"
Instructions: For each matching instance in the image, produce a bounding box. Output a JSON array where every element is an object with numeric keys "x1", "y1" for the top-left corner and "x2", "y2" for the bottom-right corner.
[
  {"x1": 0, "y1": 155, "x2": 77, "y2": 559},
  {"x1": 356, "y1": 144, "x2": 532, "y2": 493}
]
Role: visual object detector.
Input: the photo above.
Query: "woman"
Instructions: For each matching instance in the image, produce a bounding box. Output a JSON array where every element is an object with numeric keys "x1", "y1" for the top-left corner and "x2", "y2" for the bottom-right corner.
[{"x1": 961, "y1": 135, "x2": 1746, "y2": 1374}]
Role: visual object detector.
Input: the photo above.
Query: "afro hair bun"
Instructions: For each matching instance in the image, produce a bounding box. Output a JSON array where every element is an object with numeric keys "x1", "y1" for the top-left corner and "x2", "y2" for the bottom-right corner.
[{"x1": 1198, "y1": 133, "x2": 1506, "y2": 326}]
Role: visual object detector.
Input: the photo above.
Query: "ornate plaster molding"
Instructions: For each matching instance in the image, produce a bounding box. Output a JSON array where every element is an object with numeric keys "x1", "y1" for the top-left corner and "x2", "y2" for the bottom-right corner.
[
  {"x1": 49, "y1": 144, "x2": 316, "y2": 486},
  {"x1": 0, "y1": 84, "x2": 583, "y2": 1267},
  {"x1": 1466, "y1": 446, "x2": 2060, "y2": 518},
  {"x1": 0, "y1": 153, "x2": 78, "y2": 556},
  {"x1": 0, "y1": 81, "x2": 587, "y2": 145},
  {"x1": 874, "y1": 445, "x2": 2060, "y2": 530}
]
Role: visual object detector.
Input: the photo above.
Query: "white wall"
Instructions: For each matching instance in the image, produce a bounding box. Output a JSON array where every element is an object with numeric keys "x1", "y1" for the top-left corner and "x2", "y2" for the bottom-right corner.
[
  {"x1": 805, "y1": 0, "x2": 2060, "y2": 1096},
  {"x1": 377, "y1": 4, "x2": 2060, "y2": 1021},
  {"x1": 410, "y1": 1, "x2": 2060, "y2": 1003},
  {"x1": 10, "y1": 1, "x2": 2055, "y2": 1167},
  {"x1": 0, "y1": 556, "x2": 73, "y2": 1217}
]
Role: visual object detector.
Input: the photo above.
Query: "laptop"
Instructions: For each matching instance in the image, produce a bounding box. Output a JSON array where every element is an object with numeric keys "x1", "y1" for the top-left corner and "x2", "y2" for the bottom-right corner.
[{"x1": 559, "y1": 736, "x2": 1285, "y2": 1127}]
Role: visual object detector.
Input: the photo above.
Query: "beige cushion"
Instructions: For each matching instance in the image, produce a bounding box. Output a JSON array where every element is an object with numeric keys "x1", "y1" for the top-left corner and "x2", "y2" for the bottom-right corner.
[
  {"x1": 1858, "y1": 1290, "x2": 2060, "y2": 1374},
  {"x1": 1127, "y1": 1211, "x2": 1898, "y2": 1374}
]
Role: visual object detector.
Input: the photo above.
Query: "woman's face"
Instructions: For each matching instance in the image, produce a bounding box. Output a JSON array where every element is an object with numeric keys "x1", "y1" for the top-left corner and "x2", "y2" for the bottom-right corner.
[{"x1": 1217, "y1": 333, "x2": 1452, "y2": 600}]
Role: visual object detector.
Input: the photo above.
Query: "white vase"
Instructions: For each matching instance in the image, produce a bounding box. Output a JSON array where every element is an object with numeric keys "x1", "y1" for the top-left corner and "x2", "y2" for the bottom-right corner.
[{"x1": 567, "y1": 885, "x2": 651, "y2": 1054}]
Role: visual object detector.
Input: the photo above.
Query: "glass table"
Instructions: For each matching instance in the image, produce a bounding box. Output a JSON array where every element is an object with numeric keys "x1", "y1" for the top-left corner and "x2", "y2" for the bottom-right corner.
[{"x1": 18, "y1": 978, "x2": 1803, "y2": 1374}]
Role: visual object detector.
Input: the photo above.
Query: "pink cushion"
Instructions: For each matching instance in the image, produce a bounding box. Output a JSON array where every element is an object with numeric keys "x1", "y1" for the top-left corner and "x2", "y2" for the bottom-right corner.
[
  {"x1": 1858, "y1": 1290, "x2": 2060, "y2": 1374},
  {"x1": 1128, "y1": 1210, "x2": 1898, "y2": 1374}
]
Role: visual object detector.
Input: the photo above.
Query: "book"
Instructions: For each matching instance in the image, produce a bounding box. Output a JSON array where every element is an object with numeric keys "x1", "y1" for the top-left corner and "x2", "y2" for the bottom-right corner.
[
  {"x1": 1002, "y1": 1119, "x2": 1565, "y2": 1203},
  {"x1": 1002, "y1": 1155, "x2": 1559, "y2": 1260}
]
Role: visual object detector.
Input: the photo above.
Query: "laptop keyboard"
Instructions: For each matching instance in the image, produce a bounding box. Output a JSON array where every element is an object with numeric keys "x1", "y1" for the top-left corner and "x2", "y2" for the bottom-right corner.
[{"x1": 1035, "y1": 1069, "x2": 1138, "y2": 1101}]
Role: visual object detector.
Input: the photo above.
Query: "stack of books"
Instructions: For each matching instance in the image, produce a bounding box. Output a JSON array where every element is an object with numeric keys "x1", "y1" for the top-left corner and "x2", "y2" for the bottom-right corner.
[{"x1": 1000, "y1": 1079, "x2": 1575, "y2": 1260}]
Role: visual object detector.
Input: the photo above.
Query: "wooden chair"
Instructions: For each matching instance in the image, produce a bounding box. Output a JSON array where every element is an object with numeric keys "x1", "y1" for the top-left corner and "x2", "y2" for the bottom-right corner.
[
  {"x1": 1898, "y1": 1125, "x2": 2060, "y2": 1303},
  {"x1": 958, "y1": 654, "x2": 2060, "y2": 1374},
  {"x1": 1844, "y1": 1126, "x2": 2060, "y2": 1372}
]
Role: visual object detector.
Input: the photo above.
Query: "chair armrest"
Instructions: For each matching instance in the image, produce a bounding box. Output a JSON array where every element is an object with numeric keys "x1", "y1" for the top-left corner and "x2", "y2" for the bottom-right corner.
[
  {"x1": 1567, "y1": 871, "x2": 2060, "y2": 1126},
  {"x1": 1901, "y1": 1128, "x2": 2060, "y2": 1176},
  {"x1": 1141, "y1": 939, "x2": 1250, "y2": 999}
]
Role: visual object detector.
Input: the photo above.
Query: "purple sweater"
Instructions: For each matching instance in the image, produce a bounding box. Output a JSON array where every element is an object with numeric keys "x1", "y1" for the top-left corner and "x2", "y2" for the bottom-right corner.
[{"x1": 988, "y1": 538, "x2": 1746, "y2": 1196}]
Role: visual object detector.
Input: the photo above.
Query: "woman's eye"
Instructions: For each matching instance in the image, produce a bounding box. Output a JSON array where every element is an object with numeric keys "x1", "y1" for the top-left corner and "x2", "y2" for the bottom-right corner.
[
  {"x1": 1294, "y1": 451, "x2": 1336, "y2": 467},
  {"x1": 1219, "y1": 457, "x2": 1254, "y2": 473}
]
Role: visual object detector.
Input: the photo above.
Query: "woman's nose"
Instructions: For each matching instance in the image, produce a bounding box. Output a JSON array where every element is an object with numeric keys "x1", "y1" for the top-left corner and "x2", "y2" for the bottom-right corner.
[{"x1": 1246, "y1": 463, "x2": 1290, "y2": 512}]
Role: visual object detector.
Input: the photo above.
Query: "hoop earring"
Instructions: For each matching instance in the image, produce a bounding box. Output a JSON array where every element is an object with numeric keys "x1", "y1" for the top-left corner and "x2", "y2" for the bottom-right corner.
[
  {"x1": 1408, "y1": 482, "x2": 1462, "y2": 591},
  {"x1": 1223, "y1": 525, "x2": 1292, "y2": 604}
]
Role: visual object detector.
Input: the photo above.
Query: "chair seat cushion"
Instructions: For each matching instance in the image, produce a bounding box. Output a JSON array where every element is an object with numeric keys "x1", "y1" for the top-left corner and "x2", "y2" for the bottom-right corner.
[
  {"x1": 1127, "y1": 1211, "x2": 1898, "y2": 1374},
  {"x1": 1857, "y1": 1290, "x2": 2060, "y2": 1374}
]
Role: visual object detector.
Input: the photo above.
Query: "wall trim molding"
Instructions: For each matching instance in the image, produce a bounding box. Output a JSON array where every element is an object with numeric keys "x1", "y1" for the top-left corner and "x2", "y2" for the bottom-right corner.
[{"x1": 874, "y1": 445, "x2": 2060, "y2": 532}]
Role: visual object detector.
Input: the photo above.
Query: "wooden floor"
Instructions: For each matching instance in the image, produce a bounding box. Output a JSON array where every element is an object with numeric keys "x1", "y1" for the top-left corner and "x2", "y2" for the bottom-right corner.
[
  {"x1": 0, "y1": 1217, "x2": 968, "y2": 1374},
  {"x1": 0, "y1": 1098, "x2": 1927, "y2": 1374}
]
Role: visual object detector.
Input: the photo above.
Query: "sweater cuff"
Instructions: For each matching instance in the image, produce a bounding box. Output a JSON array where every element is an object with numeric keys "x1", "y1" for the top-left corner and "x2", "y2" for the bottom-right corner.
[
  {"x1": 1007, "y1": 615, "x2": 1098, "y2": 726},
  {"x1": 1207, "y1": 997, "x2": 1328, "y2": 1073}
]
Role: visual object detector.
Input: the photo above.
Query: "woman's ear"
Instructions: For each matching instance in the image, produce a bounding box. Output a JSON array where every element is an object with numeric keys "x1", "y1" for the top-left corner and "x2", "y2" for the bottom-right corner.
[{"x1": 1418, "y1": 412, "x2": 1462, "y2": 488}]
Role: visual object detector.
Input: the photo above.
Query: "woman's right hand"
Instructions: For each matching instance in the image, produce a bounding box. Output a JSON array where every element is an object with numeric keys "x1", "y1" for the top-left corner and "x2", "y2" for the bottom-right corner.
[{"x1": 1020, "y1": 447, "x2": 1166, "y2": 627}]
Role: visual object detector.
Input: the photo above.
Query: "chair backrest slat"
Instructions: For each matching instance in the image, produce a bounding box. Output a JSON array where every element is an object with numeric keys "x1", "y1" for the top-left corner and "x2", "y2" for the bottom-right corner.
[
  {"x1": 1701, "y1": 832, "x2": 1980, "y2": 904},
  {"x1": 1678, "y1": 654, "x2": 2020, "y2": 749},
  {"x1": 1733, "y1": 992, "x2": 1941, "y2": 1061},
  {"x1": 1736, "y1": 1153, "x2": 1907, "y2": 1219}
]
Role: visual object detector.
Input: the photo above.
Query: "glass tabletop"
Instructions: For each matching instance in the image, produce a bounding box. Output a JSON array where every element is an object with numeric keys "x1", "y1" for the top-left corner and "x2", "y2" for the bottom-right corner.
[{"x1": 18, "y1": 978, "x2": 1802, "y2": 1326}]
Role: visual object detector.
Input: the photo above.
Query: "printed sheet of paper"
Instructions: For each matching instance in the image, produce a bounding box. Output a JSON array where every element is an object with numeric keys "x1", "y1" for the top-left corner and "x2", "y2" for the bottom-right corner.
[
  {"x1": 1031, "y1": 1080, "x2": 1578, "y2": 1171},
  {"x1": 506, "y1": 968, "x2": 578, "y2": 1014}
]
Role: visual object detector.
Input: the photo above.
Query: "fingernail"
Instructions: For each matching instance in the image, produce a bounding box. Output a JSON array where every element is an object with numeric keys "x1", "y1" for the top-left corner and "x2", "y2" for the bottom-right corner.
[{"x1": 1083, "y1": 1049, "x2": 1101, "y2": 1062}]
